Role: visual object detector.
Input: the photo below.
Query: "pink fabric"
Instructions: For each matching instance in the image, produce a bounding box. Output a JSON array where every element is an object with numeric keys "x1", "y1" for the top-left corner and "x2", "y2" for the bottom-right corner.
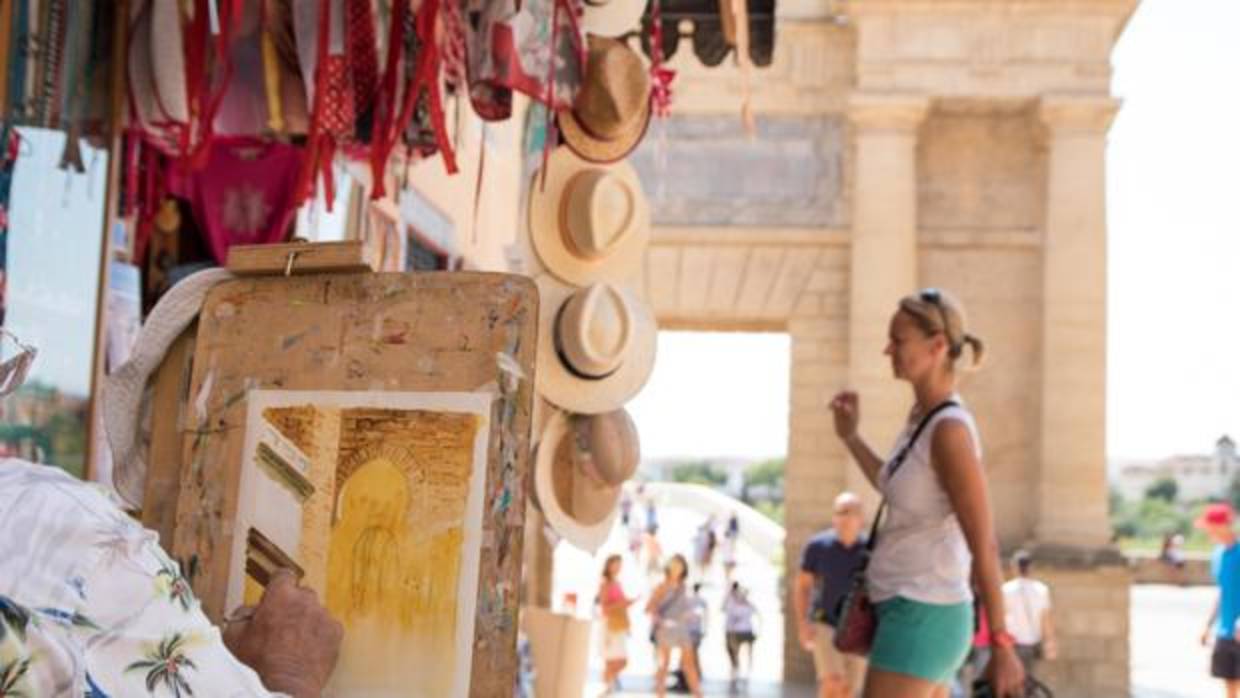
[
  {"x1": 973, "y1": 606, "x2": 991, "y2": 648},
  {"x1": 603, "y1": 581, "x2": 624, "y2": 605},
  {"x1": 170, "y1": 139, "x2": 305, "y2": 264}
]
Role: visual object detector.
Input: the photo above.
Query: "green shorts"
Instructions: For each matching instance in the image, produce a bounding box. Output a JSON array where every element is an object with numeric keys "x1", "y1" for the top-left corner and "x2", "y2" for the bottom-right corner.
[{"x1": 868, "y1": 596, "x2": 973, "y2": 685}]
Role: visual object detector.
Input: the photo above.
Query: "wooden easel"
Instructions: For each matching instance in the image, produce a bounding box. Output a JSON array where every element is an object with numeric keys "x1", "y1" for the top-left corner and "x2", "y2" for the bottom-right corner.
[{"x1": 143, "y1": 242, "x2": 537, "y2": 696}]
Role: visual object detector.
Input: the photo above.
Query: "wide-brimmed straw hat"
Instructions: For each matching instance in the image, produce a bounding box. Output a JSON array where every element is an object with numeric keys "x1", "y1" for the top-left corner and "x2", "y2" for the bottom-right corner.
[
  {"x1": 581, "y1": 0, "x2": 648, "y2": 38},
  {"x1": 528, "y1": 147, "x2": 650, "y2": 286},
  {"x1": 102, "y1": 269, "x2": 237, "y2": 508},
  {"x1": 533, "y1": 408, "x2": 640, "y2": 551},
  {"x1": 558, "y1": 36, "x2": 651, "y2": 164},
  {"x1": 535, "y1": 275, "x2": 656, "y2": 414}
]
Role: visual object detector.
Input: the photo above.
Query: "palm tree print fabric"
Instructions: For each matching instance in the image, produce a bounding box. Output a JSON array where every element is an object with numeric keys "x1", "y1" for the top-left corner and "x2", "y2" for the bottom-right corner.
[{"x1": 0, "y1": 459, "x2": 284, "y2": 697}]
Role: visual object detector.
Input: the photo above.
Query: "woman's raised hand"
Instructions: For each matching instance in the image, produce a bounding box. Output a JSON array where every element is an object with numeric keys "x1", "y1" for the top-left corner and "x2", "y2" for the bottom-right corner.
[{"x1": 829, "y1": 390, "x2": 860, "y2": 441}]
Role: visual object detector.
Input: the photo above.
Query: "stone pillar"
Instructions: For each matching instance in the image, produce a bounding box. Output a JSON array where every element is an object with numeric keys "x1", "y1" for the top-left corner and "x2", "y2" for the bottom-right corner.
[
  {"x1": 845, "y1": 93, "x2": 929, "y2": 503},
  {"x1": 1035, "y1": 95, "x2": 1119, "y2": 548}
]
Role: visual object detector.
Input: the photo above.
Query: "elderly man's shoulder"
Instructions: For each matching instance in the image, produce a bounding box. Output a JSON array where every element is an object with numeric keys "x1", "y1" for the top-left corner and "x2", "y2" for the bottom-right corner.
[{"x1": 0, "y1": 458, "x2": 125, "y2": 507}]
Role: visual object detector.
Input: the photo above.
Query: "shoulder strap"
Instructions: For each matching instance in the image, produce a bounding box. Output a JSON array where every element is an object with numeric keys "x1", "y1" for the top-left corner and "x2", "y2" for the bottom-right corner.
[{"x1": 864, "y1": 399, "x2": 960, "y2": 552}]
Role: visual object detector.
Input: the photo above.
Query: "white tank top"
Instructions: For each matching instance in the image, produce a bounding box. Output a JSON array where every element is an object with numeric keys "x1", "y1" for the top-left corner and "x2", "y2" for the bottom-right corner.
[{"x1": 867, "y1": 398, "x2": 980, "y2": 605}]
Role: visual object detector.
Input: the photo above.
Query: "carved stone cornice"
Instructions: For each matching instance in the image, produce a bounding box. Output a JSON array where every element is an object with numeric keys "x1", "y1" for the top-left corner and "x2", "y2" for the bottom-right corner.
[
  {"x1": 1038, "y1": 94, "x2": 1121, "y2": 134},
  {"x1": 844, "y1": 0, "x2": 1138, "y2": 98},
  {"x1": 847, "y1": 92, "x2": 930, "y2": 132}
]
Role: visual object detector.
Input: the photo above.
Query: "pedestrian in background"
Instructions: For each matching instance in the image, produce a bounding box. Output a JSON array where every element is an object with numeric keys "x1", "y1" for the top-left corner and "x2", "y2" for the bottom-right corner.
[
  {"x1": 1002, "y1": 550, "x2": 1058, "y2": 675},
  {"x1": 597, "y1": 554, "x2": 637, "y2": 697},
  {"x1": 648, "y1": 555, "x2": 703, "y2": 698},
  {"x1": 829, "y1": 288, "x2": 1025, "y2": 697},
  {"x1": 1198, "y1": 503, "x2": 1240, "y2": 698},
  {"x1": 794, "y1": 492, "x2": 869, "y2": 698},
  {"x1": 724, "y1": 582, "x2": 760, "y2": 688}
]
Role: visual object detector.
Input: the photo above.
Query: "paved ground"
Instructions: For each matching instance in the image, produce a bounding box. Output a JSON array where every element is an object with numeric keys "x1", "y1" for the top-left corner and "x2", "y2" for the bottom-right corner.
[{"x1": 552, "y1": 503, "x2": 1223, "y2": 697}]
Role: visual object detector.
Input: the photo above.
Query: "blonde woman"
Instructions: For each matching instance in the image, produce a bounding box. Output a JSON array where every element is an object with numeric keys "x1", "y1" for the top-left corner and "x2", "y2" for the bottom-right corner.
[
  {"x1": 646, "y1": 554, "x2": 702, "y2": 698},
  {"x1": 829, "y1": 289, "x2": 1025, "y2": 698},
  {"x1": 597, "y1": 554, "x2": 636, "y2": 696}
]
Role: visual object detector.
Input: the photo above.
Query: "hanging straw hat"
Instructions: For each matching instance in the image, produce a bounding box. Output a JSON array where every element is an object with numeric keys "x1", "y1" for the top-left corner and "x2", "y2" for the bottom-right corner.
[
  {"x1": 558, "y1": 36, "x2": 652, "y2": 164},
  {"x1": 533, "y1": 408, "x2": 640, "y2": 551},
  {"x1": 535, "y1": 275, "x2": 656, "y2": 415},
  {"x1": 527, "y1": 147, "x2": 650, "y2": 286},
  {"x1": 102, "y1": 269, "x2": 237, "y2": 508},
  {"x1": 581, "y1": 0, "x2": 648, "y2": 38}
]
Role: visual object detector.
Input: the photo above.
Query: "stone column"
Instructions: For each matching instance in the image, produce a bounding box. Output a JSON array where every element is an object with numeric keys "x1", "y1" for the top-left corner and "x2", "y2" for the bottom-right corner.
[
  {"x1": 845, "y1": 93, "x2": 929, "y2": 503},
  {"x1": 1035, "y1": 95, "x2": 1120, "y2": 548}
]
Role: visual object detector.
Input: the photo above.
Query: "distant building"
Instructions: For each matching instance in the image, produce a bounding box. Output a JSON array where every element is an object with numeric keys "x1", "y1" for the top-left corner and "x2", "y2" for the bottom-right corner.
[{"x1": 1113, "y1": 436, "x2": 1239, "y2": 502}]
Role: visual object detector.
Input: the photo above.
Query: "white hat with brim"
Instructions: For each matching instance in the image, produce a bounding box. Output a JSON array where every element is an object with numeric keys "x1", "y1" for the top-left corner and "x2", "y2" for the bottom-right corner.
[
  {"x1": 534, "y1": 410, "x2": 620, "y2": 552},
  {"x1": 535, "y1": 274, "x2": 656, "y2": 415},
  {"x1": 528, "y1": 147, "x2": 650, "y2": 287},
  {"x1": 581, "y1": 0, "x2": 648, "y2": 38},
  {"x1": 102, "y1": 268, "x2": 237, "y2": 509}
]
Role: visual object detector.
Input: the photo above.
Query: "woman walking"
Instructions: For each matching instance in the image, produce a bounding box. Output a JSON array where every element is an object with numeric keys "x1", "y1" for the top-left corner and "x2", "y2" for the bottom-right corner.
[
  {"x1": 597, "y1": 555, "x2": 635, "y2": 697},
  {"x1": 646, "y1": 554, "x2": 703, "y2": 698},
  {"x1": 723, "y1": 582, "x2": 760, "y2": 687},
  {"x1": 828, "y1": 288, "x2": 1025, "y2": 698}
]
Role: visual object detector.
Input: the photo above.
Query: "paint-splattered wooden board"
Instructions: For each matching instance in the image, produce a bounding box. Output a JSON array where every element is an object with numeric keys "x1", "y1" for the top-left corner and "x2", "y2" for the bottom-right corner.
[{"x1": 170, "y1": 272, "x2": 536, "y2": 697}]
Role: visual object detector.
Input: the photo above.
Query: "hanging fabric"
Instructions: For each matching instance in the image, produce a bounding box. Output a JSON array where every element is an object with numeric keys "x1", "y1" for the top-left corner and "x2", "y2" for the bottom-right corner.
[
  {"x1": 168, "y1": 138, "x2": 305, "y2": 265},
  {"x1": 0, "y1": 128, "x2": 19, "y2": 326},
  {"x1": 345, "y1": 0, "x2": 379, "y2": 141},
  {"x1": 368, "y1": 0, "x2": 458, "y2": 199},
  {"x1": 647, "y1": 0, "x2": 676, "y2": 119}
]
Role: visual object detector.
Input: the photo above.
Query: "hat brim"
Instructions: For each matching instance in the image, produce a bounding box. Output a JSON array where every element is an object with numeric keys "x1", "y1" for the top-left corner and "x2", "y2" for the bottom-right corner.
[
  {"x1": 559, "y1": 96, "x2": 652, "y2": 165},
  {"x1": 581, "y1": 0, "x2": 648, "y2": 38},
  {"x1": 534, "y1": 411, "x2": 620, "y2": 552},
  {"x1": 535, "y1": 274, "x2": 658, "y2": 414},
  {"x1": 528, "y1": 147, "x2": 651, "y2": 287}
]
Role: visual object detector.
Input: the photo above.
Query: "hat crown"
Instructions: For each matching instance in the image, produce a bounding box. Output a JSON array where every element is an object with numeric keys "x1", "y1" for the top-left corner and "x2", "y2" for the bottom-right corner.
[
  {"x1": 574, "y1": 37, "x2": 650, "y2": 138},
  {"x1": 573, "y1": 410, "x2": 640, "y2": 486},
  {"x1": 563, "y1": 169, "x2": 637, "y2": 260},
  {"x1": 558, "y1": 284, "x2": 633, "y2": 378}
]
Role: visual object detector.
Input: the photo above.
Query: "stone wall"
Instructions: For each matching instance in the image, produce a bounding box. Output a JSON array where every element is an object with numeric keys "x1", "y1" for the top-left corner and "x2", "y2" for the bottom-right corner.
[
  {"x1": 1035, "y1": 556, "x2": 1132, "y2": 698},
  {"x1": 629, "y1": 115, "x2": 848, "y2": 228}
]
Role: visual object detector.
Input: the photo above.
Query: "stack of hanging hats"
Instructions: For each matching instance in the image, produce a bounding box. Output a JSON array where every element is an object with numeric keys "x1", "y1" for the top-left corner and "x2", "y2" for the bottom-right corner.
[{"x1": 525, "y1": 22, "x2": 658, "y2": 553}]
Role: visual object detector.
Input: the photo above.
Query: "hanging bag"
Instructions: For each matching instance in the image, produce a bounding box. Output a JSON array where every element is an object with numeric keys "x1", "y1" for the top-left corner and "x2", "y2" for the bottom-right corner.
[{"x1": 833, "y1": 399, "x2": 958, "y2": 655}]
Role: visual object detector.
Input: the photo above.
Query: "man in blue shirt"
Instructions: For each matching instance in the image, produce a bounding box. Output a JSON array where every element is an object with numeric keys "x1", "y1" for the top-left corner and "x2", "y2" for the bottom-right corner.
[
  {"x1": 1199, "y1": 502, "x2": 1240, "y2": 698},
  {"x1": 794, "y1": 492, "x2": 868, "y2": 698}
]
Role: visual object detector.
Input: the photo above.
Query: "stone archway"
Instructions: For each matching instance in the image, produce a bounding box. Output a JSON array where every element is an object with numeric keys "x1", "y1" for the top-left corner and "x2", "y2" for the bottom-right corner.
[{"x1": 631, "y1": 2, "x2": 1137, "y2": 695}]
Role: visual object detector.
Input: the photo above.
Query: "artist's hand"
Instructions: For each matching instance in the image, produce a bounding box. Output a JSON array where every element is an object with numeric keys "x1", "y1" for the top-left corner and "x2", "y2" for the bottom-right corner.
[
  {"x1": 223, "y1": 570, "x2": 344, "y2": 698},
  {"x1": 983, "y1": 646, "x2": 1026, "y2": 698},
  {"x1": 829, "y1": 391, "x2": 860, "y2": 441},
  {"x1": 798, "y1": 621, "x2": 816, "y2": 652}
]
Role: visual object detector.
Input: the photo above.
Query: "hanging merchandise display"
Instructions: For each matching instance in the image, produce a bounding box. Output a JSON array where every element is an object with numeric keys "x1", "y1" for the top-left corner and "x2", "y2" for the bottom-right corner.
[
  {"x1": 168, "y1": 138, "x2": 305, "y2": 265},
  {"x1": 558, "y1": 36, "x2": 651, "y2": 164}
]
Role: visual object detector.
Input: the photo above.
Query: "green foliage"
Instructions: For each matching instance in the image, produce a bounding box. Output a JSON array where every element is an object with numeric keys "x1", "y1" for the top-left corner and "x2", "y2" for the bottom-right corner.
[
  {"x1": 1145, "y1": 477, "x2": 1179, "y2": 502},
  {"x1": 744, "y1": 458, "x2": 785, "y2": 490},
  {"x1": 752, "y1": 500, "x2": 785, "y2": 525},
  {"x1": 668, "y1": 461, "x2": 727, "y2": 487}
]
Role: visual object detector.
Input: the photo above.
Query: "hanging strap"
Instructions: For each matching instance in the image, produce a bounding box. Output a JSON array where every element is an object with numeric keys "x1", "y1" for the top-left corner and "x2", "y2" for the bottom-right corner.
[{"x1": 864, "y1": 399, "x2": 959, "y2": 553}]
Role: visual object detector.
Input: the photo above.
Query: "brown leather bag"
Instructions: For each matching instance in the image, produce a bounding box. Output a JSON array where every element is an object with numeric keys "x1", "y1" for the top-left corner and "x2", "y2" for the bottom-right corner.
[{"x1": 833, "y1": 400, "x2": 958, "y2": 655}]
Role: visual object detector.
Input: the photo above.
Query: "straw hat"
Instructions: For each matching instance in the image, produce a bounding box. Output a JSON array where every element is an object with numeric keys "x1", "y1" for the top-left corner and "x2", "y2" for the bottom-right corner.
[
  {"x1": 535, "y1": 275, "x2": 656, "y2": 414},
  {"x1": 103, "y1": 269, "x2": 237, "y2": 508},
  {"x1": 533, "y1": 409, "x2": 640, "y2": 551},
  {"x1": 528, "y1": 147, "x2": 650, "y2": 286},
  {"x1": 558, "y1": 36, "x2": 652, "y2": 164},
  {"x1": 581, "y1": 0, "x2": 648, "y2": 39}
]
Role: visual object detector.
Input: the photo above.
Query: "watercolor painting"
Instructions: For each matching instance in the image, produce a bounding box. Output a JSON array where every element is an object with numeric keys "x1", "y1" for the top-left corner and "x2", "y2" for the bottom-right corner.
[{"x1": 231, "y1": 390, "x2": 492, "y2": 698}]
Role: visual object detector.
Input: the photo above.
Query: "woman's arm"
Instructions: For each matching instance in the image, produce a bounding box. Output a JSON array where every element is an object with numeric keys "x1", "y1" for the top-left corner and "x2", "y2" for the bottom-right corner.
[
  {"x1": 842, "y1": 435, "x2": 885, "y2": 488},
  {"x1": 931, "y1": 419, "x2": 1024, "y2": 695},
  {"x1": 646, "y1": 583, "x2": 668, "y2": 615}
]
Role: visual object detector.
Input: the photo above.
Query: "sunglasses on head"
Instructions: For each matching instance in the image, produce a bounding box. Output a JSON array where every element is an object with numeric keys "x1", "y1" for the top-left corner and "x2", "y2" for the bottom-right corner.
[{"x1": 918, "y1": 288, "x2": 956, "y2": 349}]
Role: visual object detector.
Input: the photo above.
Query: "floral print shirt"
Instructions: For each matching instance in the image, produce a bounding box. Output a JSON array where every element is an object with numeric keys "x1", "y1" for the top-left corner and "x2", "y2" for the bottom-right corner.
[{"x1": 0, "y1": 459, "x2": 280, "y2": 697}]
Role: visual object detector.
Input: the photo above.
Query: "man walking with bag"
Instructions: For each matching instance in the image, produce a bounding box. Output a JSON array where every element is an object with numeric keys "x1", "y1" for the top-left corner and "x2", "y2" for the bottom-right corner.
[{"x1": 794, "y1": 492, "x2": 869, "y2": 698}]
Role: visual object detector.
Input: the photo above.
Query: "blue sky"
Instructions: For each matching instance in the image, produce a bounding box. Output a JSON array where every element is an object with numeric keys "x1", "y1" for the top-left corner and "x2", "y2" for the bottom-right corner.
[{"x1": 630, "y1": 0, "x2": 1240, "y2": 462}]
